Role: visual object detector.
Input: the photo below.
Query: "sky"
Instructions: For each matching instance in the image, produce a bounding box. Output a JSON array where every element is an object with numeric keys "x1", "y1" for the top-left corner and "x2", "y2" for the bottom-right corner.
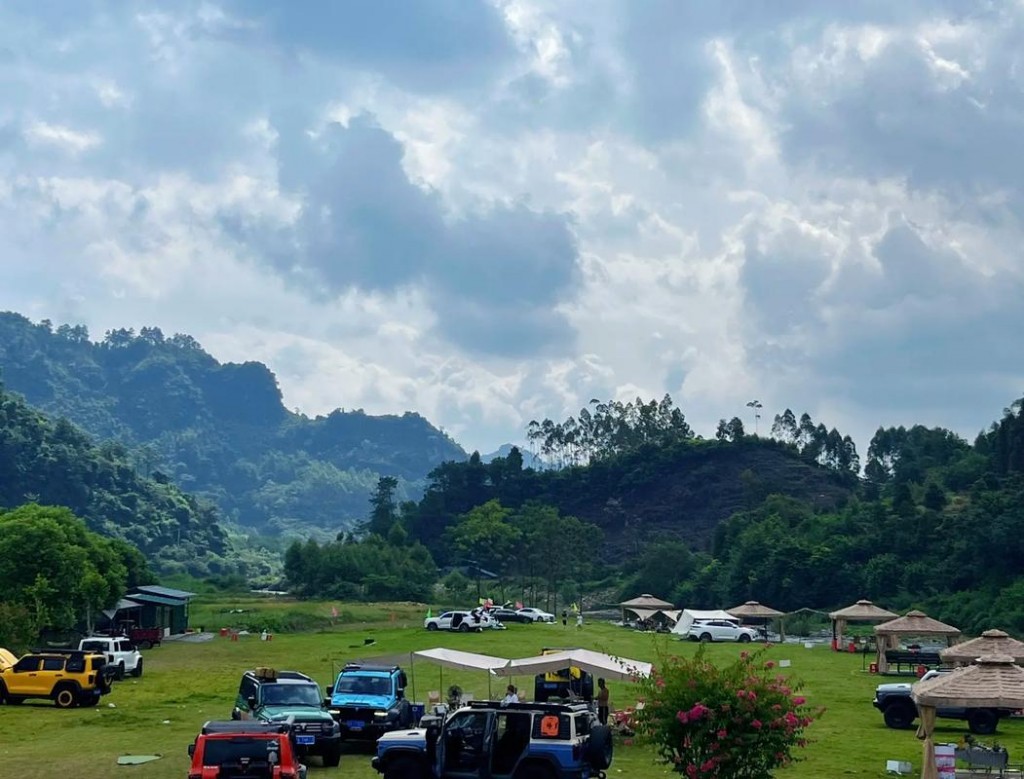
[{"x1": 2, "y1": 1, "x2": 1023, "y2": 455}]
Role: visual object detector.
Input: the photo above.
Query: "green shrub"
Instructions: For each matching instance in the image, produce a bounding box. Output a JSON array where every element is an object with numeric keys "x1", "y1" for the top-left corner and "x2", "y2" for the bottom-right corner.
[{"x1": 634, "y1": 646, "x2": 821, "y2": 778}]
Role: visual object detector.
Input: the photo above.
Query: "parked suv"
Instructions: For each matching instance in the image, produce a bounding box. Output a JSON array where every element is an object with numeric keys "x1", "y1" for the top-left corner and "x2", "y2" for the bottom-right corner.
[
  {"x1": 372, "y1": 700, "x2": 613, "y2": 779},
  {"x1": 234, "y1": 668, "x2": 342, "y2": 767},
  {"x1": 517, "y1": 608, "x2": 556, "y2": 623},
  {"x1": 873, "y1": 669, "x2": 1014, "y2": 735},
  {"x1": 687, "y1": 620, "x2": 758, "y2": 643},
  {"x1": 0, "y1": 647, "x2": 115, "y2": 707},
  {"x1": 424, "y1": 611, "x2": 495, "y2": 632},
  {"x1": 78, "y1": 636, "x2": 143, "y2": 680},
  {"x1": 188, "y1": 719, "x2": 308, "y2": 779},
  {"x1": 327, "y1": 663, "x2": 413, "y2": 741}
]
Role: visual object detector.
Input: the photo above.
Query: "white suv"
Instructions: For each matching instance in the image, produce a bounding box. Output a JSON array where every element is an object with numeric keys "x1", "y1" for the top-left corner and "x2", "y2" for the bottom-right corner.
[
  {"x1": 79, "y1": 636, "x2": 144, "y2": 679},
  {"x1": 424, "y1": 611, "x2": 495, "y2": 632},
  {"x1": 687, "y1": 620, "x2": 759, "y2": 643}
]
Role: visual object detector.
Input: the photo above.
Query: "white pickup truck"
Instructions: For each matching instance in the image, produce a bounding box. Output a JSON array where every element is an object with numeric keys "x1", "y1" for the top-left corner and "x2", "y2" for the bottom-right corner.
[{"x1": 78, "y1": 636, "x2": 144, "y2": 680}]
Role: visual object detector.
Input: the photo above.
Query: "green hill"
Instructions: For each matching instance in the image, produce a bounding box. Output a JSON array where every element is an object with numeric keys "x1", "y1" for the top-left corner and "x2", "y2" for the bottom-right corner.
[
  {"x1": 0, "y1": 384, "x2": 228, "y2": 575},
  {"x1": 0, "y1": 312, "x2": 466, "y2": 538}
]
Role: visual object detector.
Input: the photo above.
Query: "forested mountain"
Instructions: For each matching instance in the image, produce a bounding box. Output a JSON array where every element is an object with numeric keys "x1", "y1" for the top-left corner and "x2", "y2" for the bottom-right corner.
[
  {"x1": 0, "y1": 384, "x2": 228, "y2": 575},
  {"x1": 0, "y1": 313, "x2": 466, "y2": 537}
]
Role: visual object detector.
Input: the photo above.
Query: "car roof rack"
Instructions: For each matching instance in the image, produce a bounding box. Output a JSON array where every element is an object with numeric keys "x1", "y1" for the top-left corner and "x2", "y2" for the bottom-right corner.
[
  {"x1": 247, "y1": 669, "x2": 313, "y2": 683},
  {"x1": 465, "y1": 700, "x2": 589, "y2": 715},
  {"x1": 201, "y1": 718, "x2": 295, "y2": 735},
  {"x1": 30, "y1": 648, "x2": 95, "y2": 656},
  {"x1": 342, "y1": 663, "x2": 400, "y2": 673}
]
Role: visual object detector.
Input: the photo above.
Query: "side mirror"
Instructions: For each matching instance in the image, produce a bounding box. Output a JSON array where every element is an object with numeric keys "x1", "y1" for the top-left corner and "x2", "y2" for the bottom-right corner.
[
  {"x1": 187, "y1": 744, "x2": 195, "y2": 758},
  {"x1": 268, "y1": 750, "x2": 279, "y2": 766},
  {"x1": 247, "y1": 696, "x2": 257, "y2": 710},
  {"x1": 326, "y1": 685, "x2": 334, "y2": 696}
]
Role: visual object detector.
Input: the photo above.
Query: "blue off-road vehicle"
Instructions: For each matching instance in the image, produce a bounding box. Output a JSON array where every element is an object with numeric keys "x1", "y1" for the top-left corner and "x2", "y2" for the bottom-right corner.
[
  {"x1": 327, "y1": 663, "x2": 414, "y2": 741},
  {"x1": 371, "y1": 700, "x2": 613, "y2": 779}
]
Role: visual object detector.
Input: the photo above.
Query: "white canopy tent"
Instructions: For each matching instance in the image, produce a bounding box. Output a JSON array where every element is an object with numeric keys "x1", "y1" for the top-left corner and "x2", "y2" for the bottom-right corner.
[
  {"x1": 493, "y1": 648, "x2": 652, "y2": 682},
  {"x1": 670, "y1": 609, "x2": 739, "y2": 636},
  {"x1": 409, "y1": 648, "x2": 510, "y2": 701}
]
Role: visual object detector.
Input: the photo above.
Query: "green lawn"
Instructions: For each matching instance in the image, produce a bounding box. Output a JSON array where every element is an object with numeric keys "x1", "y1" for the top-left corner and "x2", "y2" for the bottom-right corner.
[{"x1": 0, "y1": 596, "x2": 1017, "y2": 778}]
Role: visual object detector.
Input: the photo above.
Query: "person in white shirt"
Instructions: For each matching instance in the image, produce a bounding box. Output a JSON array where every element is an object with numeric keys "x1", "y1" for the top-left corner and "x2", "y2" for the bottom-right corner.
[{"x1": 502, "y1": 684, "x2": 519, "y2": 705}]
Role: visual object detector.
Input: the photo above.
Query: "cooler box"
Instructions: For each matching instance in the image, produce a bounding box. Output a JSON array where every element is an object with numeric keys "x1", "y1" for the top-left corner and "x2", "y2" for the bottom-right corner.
[{"x1": 411, "y1": 703, "x2": 426, "y2": 725}]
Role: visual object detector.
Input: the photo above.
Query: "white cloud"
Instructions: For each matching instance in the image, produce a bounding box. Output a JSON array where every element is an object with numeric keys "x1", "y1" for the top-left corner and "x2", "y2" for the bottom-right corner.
[
  {"x1": 23, "y1": 121, "x2": 101, "y2": 153},
  {"x1": 1, "y1": 1, "x2": 1024, "y2": 457}
]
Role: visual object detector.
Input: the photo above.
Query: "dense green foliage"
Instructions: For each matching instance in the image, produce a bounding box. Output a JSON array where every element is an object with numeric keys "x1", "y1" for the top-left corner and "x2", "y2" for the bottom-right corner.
[
  {"x1": 0, "y1": 384, "x2": 231, "y2": 574},
  {"x1": 0, "y1": 312, "x2": 465, "y2": 538},
  {"x1": 0, "y1": 504, "x2": 151, "y2": 646}
]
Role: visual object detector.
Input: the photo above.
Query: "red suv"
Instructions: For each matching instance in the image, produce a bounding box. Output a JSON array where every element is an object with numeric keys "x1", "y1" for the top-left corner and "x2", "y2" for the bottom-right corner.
[{"x1": 187, "y1": 720, "x2": 308, "y2": 779}]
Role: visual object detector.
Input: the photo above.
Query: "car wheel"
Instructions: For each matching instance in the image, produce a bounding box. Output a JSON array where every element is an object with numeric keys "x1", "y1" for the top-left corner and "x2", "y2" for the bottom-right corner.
[
  {"x1": 137, "y1": 640, "x2": 152, "y2": 650},
  {"x1": 384, "y1": 755, "x2": 423, "y2": 779},
  {"x1": 585, "y1": 725, "x2": 614, "y2": 770},
  {"x1": 322, "y1": 744, "x2": 342, "y2": 768},
  {"x1": 738, "y1": 634, "x2": 751, "y2": 643},
  {"x1": 968, "y1": 709, "x2": 998, "y2": 735},
  {"x1": 426, "y1": 623, "x2": 438, "y2": 631},
  {"x1": 458, "y1": 623, "x2": 471, "y2": 632},
  {"x1": 0, "y1": 680, "x2": 7, "y2": 704},
  {"x1": 700, "y1": 632, "x2": 713, "y2": 643},
  {"x1": 116, "y1": 662, "x2": 126, "y2": 680},
  {"x1": 53, "y1": 685, "x2": 78, "y2": 709},
  {"x1": 131, "y1": 659, "x2": 143, "y2": 678},
  {"x1": 882, "y1": 703, "x2": 917, "y2": 730}
]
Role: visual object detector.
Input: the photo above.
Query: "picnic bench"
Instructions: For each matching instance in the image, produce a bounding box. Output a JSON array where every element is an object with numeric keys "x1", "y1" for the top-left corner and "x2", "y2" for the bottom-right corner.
[{"x1": 885, "y1": 649, "x2": 943, "y2": 673}]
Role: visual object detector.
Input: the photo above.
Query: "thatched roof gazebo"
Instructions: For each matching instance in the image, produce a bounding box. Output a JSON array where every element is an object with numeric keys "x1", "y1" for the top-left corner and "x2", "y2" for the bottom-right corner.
[
  {"x1": 941, "y1": 629, "x2": 1024, "y2": 666},
  {"x1": 874, "y1": 610, "x2": 961, "y2": 674},
  {"x1": 912, "y1": 655, "x2": 1024, "y2": 779},
  {"x1": 619, "y1": 594, "x2": 674, "y2": 625},
  {"x1": 727, "y1": 601, "x2": 787, "y2": 640},
  {"x1": 829, "y1": 599, "x2": 898, "y2": 651}
]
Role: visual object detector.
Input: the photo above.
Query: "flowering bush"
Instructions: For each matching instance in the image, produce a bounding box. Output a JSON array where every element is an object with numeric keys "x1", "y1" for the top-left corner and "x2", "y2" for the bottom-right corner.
[{"x1": 633, "y1": 647, "x2": 821, "y2": 778}]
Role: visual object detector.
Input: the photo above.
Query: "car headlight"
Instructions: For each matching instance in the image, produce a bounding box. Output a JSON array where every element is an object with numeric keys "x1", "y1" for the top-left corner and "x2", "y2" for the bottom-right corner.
[{"x1": 374, "y1": 710, "x2": 388, "y2": 719}]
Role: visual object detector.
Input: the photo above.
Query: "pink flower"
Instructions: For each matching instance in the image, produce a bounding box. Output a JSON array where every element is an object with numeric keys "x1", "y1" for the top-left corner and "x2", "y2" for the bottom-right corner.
[
  {"x1": 764, "y1": 660, "x2": 775, "y2": 669},
  {"x1": 677, "y1": 710, "x2": 690, "y2": 724},
  {"x1": 792, "y1": 696, "x2": 806, "y2": 705},
  {"x1": 717, "y1": 729, "x2": 728, "y2": 739},
  {"x1": 751, "y1": 719, "x2": 763, "y2": 729}
]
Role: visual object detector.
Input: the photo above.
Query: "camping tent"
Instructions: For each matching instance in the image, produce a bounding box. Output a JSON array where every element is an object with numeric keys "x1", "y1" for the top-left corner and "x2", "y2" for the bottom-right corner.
[
  {"x1": 670, "y1": 609, "x2": 739, "y2": 637},
  {"x1": 912, "y1": 655, "x2": 1024, "y2": 779},
  {"x1": 494, "y1": 648, "x2": 652, "y2": 681},
  {"x1": 941, "y1": 629, "x2": 1024, "y2": 666},
  {"x1": 828, "y1": 599, "x2": 898, "y2": 651}
]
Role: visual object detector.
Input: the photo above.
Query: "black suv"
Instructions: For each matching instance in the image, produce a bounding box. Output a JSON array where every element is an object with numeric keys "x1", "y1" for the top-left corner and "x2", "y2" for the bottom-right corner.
[
  {"x1": 234, "y1": 668, "x2": 342, "y2": 767},
  {"x1": 372, "y1": 700, "x2": 613, "y2": 779}
]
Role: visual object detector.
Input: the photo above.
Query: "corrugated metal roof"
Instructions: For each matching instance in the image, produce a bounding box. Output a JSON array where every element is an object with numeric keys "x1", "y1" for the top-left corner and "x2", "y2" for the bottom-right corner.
[
  {"x1": 127, "y1": 593, "x2": 186, "y2": 607},
  {"x1": 132, "y1": 585, "x2": 195, "y2": 600}
]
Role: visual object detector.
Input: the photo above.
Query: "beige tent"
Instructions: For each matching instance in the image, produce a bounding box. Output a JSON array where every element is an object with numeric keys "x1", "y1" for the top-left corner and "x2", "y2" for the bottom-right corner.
[
  {"x1": 874, "y1": 610, "x2": 960, "y2": 673},
  {"x1": 912, "y1": 655, "x2": 1024, "y2": 779},
  {"x1": 619, "y1": 594, "x2": 674, "y2": 624},
  {"x1": 727, "y1": 601, "x2": 787, "y2": 640},
  {"x1": 941, "y1": 629, "x2": 1024, "y2": 666},
  {"x1": 829, "y1": 599, "x2": 898, "y2": 651}
]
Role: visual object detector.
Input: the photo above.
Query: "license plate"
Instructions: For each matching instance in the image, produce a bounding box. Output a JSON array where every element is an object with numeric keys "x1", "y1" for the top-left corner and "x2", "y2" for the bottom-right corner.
[
  {"x1": 346, "y1": 720, "x2": 364, "y2": 731},
  {"x1": 296, "y1": 735, "x2": 315, "y2": 745}
]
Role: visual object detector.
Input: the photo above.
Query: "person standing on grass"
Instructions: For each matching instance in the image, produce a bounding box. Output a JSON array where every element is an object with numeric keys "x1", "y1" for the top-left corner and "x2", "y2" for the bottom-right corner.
[
  {"x1": 596, "y1": 678, "x2": 609, "y2": 725},
  {"x1": 562, "y1": 610, "x2": 568, "y2": 627}
]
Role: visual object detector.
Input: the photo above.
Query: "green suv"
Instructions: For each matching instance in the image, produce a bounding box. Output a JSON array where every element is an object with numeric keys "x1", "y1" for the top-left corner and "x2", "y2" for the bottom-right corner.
[{"x1": 234, "y1": 668, "x2": 342, "y2": 768}]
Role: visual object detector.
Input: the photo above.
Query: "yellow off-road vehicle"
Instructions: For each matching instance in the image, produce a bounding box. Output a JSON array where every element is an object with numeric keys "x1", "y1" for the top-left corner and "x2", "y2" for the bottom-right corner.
[{"x1": 0, "y1": 647, "x2": 115, "y2": 708}]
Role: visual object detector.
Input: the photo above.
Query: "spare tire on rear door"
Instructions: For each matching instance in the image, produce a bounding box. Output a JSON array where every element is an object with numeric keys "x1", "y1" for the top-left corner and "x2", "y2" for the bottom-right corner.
[{"x1": 585, "y1": 725, "x2": 613, "y2": 770}]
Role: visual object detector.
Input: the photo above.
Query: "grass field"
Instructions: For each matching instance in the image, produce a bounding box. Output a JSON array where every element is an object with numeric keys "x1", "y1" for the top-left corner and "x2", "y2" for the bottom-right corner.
[{"x1": 2, "y1": 595, "x2": 1020, "y2": 778}]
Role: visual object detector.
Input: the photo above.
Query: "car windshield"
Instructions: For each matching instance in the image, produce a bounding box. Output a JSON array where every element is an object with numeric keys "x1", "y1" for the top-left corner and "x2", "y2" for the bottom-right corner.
[
  {"x1": 261, "y1": 683, "x2": 322, "y2": 706},
  {"x1": 201, "y1": 737, "x2": 278, "y2": 766},
  {"x1": 334, "y1": 675, "x2": 391, "y2": 696}
]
